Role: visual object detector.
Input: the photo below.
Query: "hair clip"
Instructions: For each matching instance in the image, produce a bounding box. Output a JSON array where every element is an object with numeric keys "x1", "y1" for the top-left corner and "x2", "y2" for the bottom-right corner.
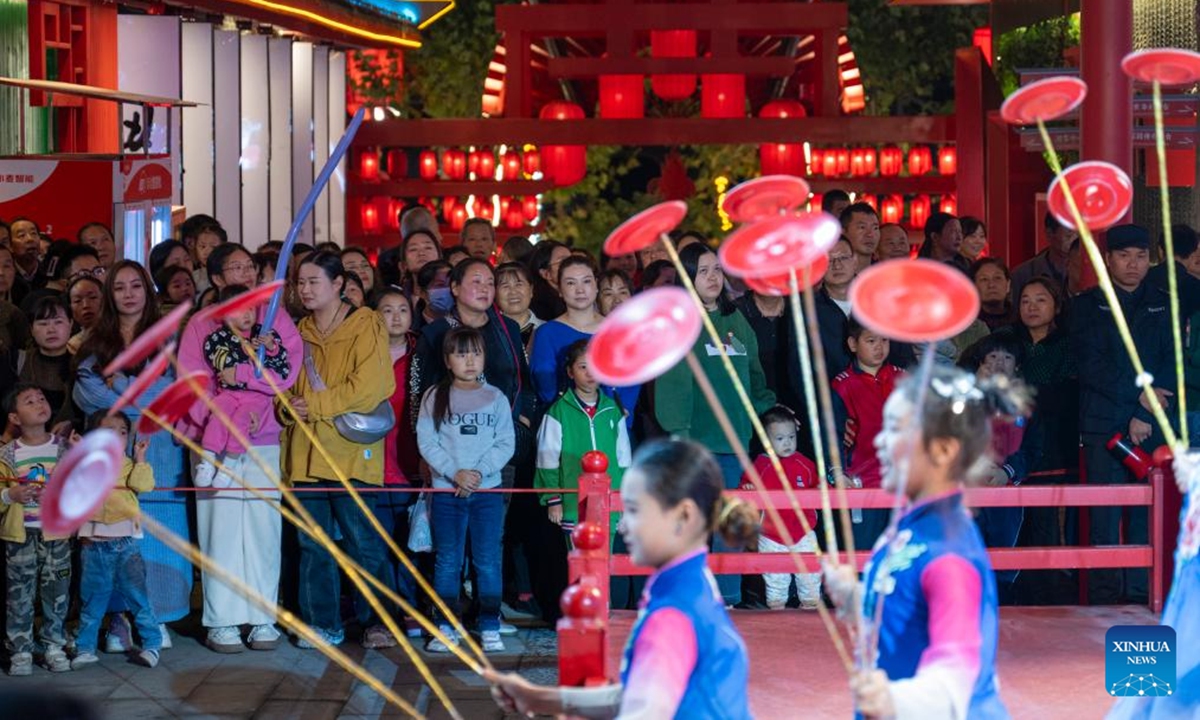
[{"x1": 930, "y1": 374, "x2": 984, "y2": 413}]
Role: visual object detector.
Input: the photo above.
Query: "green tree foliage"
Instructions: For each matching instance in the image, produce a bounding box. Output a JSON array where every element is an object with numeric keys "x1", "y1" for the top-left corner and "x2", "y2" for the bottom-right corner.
[
  {"x1": 844, "y1": 0, "x2": 987, "y2": 115},
  {"x1": 994, "y1": 15, "x2": 1080, "y2": 97},
  {"x1": 400, "y1": 1, "x2": 501, "y2": 118}
]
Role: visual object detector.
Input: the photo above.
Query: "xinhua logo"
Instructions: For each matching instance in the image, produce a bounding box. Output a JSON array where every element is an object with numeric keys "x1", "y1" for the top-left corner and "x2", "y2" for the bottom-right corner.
[{"x1": 1105, "y1": 625, "x2": 1176, "y2": 697}]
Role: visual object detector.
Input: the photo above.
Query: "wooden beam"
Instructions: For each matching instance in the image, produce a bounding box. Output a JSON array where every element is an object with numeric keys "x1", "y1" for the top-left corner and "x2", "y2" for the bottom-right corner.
[
  {"x1": 495, "y1": 2, "x2": 847, "y2": 34},
  {"x1": 808, "y1": 176, "x2": 957, "y2": 194},
  {"x1": 547, "y1": 56, "x2": 796, "y2": 78},
  {"x1": 348, "y1": 179, "x2": 556, "y2": 197},
  {"x1": 352, "y1": 117, "x2": 955, "y2": 147}
]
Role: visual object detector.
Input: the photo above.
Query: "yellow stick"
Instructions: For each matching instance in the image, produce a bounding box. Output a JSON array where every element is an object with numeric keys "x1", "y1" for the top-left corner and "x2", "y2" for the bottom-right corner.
[
  {"x1": 139, "y1": 514, "x2": 424, "y2": 719},
  {"x1": 1151, "y1": 79, "x2": 1188, "y2": 436},
  {"x1": 1036, "y1": 120, "x2": 1180, "y2": 449}
]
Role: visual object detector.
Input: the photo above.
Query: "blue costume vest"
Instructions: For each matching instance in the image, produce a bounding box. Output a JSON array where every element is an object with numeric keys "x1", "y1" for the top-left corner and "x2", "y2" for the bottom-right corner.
[
  {"x1": 862, "y1": 491, "x2": 1009, "y2": 719},
  {"x1": 620, "y1": 552, "x2": 752, "y2": 719}
]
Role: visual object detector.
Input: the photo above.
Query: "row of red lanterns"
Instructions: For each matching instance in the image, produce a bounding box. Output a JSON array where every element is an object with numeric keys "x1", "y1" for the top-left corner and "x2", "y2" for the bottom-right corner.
[
  {"x1": 598, "y1": 72, "x2": 746, "y2": 119},
  {"x1": 360, "y1": 195, "x2": 540, "y2": 235},
  {"x1": 763, "y1": 144, "x2": 957, "y2": 179},
  {"x1": 807, "y1": 193, "x2": 956, "y2": 229},
  {"x1": 357, "y1": 147, "x2": 544, "y2": 182}
]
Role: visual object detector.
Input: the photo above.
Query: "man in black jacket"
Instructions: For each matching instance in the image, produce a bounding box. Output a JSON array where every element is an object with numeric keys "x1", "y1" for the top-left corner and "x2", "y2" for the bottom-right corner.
[{"x1": 1070, "y1": 224, "x2": 1176, "y2": 604}]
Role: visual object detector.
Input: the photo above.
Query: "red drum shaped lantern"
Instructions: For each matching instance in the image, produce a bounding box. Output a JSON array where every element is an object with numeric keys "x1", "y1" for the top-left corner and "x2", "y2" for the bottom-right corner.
[
  {"x1": 938, "y1": 146, "x2": 957, "y2": 175},
  {"x1": 909, "y1": 194, "x2": 931, "y2": 230},
  {"x1": 419, "y1": 150, "x2": 438, "y2": 180},
  {"x1": 599, "y1": 75, "x2": 644, "y2": 119},
  {"x1": 759, "y1": 100, "x2": 807, "y2": 177},
  {"x1": 540, "y1": 102, "x2": 587, "y2": 187},
  {"x1": 908, "y1": 146, "x2": 932, "y2": 176},
  {"x1": 701, "y1": 74, "x2": 745, "y2": 118},
  {"x1": 879, "y1": 145, "x2": 903, "y2": 177},
  {"x1": 650, "y1": 30, "x2": 697, "y2": 100},
  {"x1": 442, "y1": 149, "x2": 467, "y2": 180}
]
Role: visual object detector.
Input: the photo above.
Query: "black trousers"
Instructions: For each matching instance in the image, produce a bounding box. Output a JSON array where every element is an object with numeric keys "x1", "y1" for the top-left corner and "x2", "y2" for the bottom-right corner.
[{"x1": 1082, "y1": 433, "x2": 1148, "y2": 604}]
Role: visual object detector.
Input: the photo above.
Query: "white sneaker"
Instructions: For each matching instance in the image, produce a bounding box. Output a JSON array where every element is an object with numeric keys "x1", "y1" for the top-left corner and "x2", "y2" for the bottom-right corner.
[
  {"x1": 426, "y1": 626, "x2": 459, "y2": 654},
  {"x1": 133, "y1": 649, "x2": 159, "y2": 668},
  {"x1": 205, "y1": 626, "x2": 244, "y2": 654},
  {"x1": 159, "y1": 624, "x2": 173, "y2": 649},
  {"x1": 193, "y1": 459, "x2": 216, "y2": 488},
  {"x1": 481, "y1": 630, "x2": 504, "y2": 653},
  {"x1": 247, "y1": 624, "x2": 281, "y2": 651},
  {"x1": 8, "y1": 652, "x2": 32, "y2": 676},
  {"x1": 70, "y1": 652, "x2": 99, "y2": 671},
  {"x1": 104, "y1": 614, "x2": 132, "y2": 653},
  {"x1": 42, "y1": 648, "x2": 71, "y2": 673},
  {"x1": 498, "y1": 621, "x2": 519, "y2": 637}
]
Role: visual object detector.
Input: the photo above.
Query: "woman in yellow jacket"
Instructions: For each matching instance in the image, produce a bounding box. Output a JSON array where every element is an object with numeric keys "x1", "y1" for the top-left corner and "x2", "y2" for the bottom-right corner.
[{"x1": 282, "y1": 251, "x2": 396, "y2": 649}]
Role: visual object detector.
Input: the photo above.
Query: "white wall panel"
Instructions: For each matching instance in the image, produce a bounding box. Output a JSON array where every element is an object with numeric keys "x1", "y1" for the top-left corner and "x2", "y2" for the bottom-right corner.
[
  {"x1": 117, "y1": 16, "x2": 182, "y2": 204},
  {"x1": 327, "y1": 50, "x2": 346, "y2": 246},
  {"x1": 213, "y1": 29, "x2": 241, "y2": 244},
  {"x1": 181, "y1": 23, "x2": 213, "y2": 218},
  {"x1": 268, "y1": 38, "x2": 293, "y2": 242},
  {"x1": 239, "y1": 33, "x2": 268, "y2": 250},
  {"x1": 312, "y1": 45, "x2": 330, "y2": 245},
  {"x1": 291, "y1": 42, "x2": 314, "y2": 245}
]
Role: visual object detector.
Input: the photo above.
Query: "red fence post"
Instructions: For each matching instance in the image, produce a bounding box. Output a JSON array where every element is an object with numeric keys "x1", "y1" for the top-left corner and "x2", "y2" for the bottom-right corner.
[
  {"x1": 557, "y1": 452, "x2": 612, "y2": 687},
  {"x1": 1149, "y1": 466, "x2": 1165, "y2": 614}
]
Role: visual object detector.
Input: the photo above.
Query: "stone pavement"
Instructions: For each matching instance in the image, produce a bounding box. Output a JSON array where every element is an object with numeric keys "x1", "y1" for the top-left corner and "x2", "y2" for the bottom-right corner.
[{"x1": 8, "y1": 622, "x2": 561, "y2": 720}]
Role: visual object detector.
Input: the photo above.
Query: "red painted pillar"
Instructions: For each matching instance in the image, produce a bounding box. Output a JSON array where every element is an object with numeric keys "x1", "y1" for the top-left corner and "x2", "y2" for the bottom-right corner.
[{"x1": 1080, "y1": 0, "x2": 1134, "y2": 231}]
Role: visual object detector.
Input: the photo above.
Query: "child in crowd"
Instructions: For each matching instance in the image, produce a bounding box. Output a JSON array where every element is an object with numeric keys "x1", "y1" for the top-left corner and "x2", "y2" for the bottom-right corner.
[
  {"x1": 154, "y1": 265, "x2": 197, "y2": 310},
  {"x1": 343, "y1": 273, "x2": 366, "y2": 308},
  {"x1": 740, "y1": 406, "x2": 821, "y2": 609},
  {"x1": 72, "y1": 411, "x2": 162, "y2": 670},
  {"x1": 193, "y1": 285, "x2": 290, "y2": 488},
  {"x1": 18, "y1": 296, "x2": 76, "y2": 431},
  {"x1": 535, "y1": 339, "x2": 631, "y2": 535},
  {"x1": 833, "y1": 315, "x2": 906, "y2": 550},
  {"x1": 824, "y1": 366, "x2": 1024, "y2": 719},
  {"x1": 416, "y1": 327, "x2": 515, "y2": 654},
  {"x1": 0, "y1": 384, "x2": 74, "y2": 675}
]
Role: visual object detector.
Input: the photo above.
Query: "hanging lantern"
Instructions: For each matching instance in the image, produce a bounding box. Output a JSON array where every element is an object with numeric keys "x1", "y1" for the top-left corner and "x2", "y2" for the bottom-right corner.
[
  {"x1": 835, "y1": 148, "x2": 851, "y2": 176},
  {"x1": 809, "y1": 193, "x2": 823, "y2": 213},
  {"x1": 809, "y1": 148, "x2": 824, "y2": 176},
  {"x1": 938, "y1": 146, "x2": 957, "y2": 175},
  {"x1": 758, "y1": 100, "x2": 807, "y2": 176},
  {"x1": 501, "y1": 151, "x2": 522, "y2": 181},
  {"x1": 849, "y1": 149, "x2": 867, "y2": 177},
  {"x1": 860, "y1": 194, "x2": 878, "y2": 211},
  {"x1": 599, "y1": 75, "x2": 644, "y2": 119},
  {"x1": 386, "y1": 199, "x2": 402, "y2": 230},
  {"x1": 880, "y1": 194, "x2": 903, "y2": 225},
  {"x1": 650, "y1": 30, "x2": 697, "y2": 100},
  {"x1": 909, "y1": 194, "x2": 932, "y2": 230},
  {"x1": 859, "y1": 147, "x2": 876, "y2": 176},
  {"x1": 822, "y1": 150, "x2": 838, "y2": 177},
  {"x1": 522, "y1": 196, "x2": 539, "y2": 222},
  {"x1": 478, "y1": 199, "x2": 495, "y2": 222},
  {"x1": 701, "y1": 74, "x2": 745, "y2": 119},
  {"x1": 908, "y1": 146, "x2": 932, "y2": 176},
  {"x1": 939, "y1": 194, "x2": 957, "y2": 215},
  {"x1": 505, "y1": 205, "x2": 525, "y2": 230},
  {"x1": 523, "y1": 147, "x2": 541, "y2": 175},
  {"x1": 419, "y1": 150, "x2": 438, "y2": 180},
  {"x1": 443, "y1": 196, "x2": 457, "y2": 220},
  {"x1": 359, "y1": 149, "x2": 379, "y2": 182},
  {"x1": 442, "y1": 149, "x2": 467, "y2": 180},
  {"x1": 499, "y1": 196, "x2": 512, "y2": 218},
  {"x1": 468, "y1": 149, "x2": 481, "y2": 176},
  {"x1": 386, "y1": 149, "x2": 406, "y2": 178},
  {"x1": 419, "y1": 196, "x2": 436, "y2": 214},
  {"x1": 476, "y1": 148, "x2": 496, "y2": 178},
  {"x1": 449, "y1": 205, "x2": 468, "y2": 231},
  {"x1": 879, "y1": 145, "x2": 903, "y2": 177},
  {"x1": 539, "y1": 101, "x2": 587, "y2": 187},
  {"x1": 361, "y1": 201, "x2": 380, "y2": 234}
]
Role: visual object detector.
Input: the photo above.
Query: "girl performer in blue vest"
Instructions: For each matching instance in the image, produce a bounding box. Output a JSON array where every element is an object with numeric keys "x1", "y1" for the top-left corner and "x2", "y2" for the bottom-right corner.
[
  {"x1": 485, "y1": 439, "x2": 759, "y2": 719},
  {"x1": 825, "y1": 366, "x2": 1028, "y2": 719}
]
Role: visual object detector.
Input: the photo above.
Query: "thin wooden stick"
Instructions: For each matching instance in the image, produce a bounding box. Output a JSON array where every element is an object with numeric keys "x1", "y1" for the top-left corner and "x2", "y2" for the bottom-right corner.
[
  {"x1": 686, "y1": 353, "x2": 854, "y2": 673},
  {"x1": 1151, "y1": 79, "x2": 1188, "y2": 437}
]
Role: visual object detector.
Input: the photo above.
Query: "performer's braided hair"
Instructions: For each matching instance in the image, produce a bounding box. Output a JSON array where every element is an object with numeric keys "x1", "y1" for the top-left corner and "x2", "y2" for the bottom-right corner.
[{"x1": 893, "y1": 365, "x2": 1033, "y2": 482}]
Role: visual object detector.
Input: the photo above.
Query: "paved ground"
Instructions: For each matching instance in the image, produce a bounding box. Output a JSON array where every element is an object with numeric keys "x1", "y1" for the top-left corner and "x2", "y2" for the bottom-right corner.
[{"x1": 8, "y1": 619, "x2": 559, "y2": 720}]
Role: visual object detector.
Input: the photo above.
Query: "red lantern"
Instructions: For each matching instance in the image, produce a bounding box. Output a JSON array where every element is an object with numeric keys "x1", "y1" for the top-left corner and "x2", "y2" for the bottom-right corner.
[
  {"x1": 468, "y1": 149, "x2": 480, "y2": 176},
  {"x1": 880, "y1": 194, "x2": 903, "y2": 225},
  {"x1": 822, "y1": 151, "x2": 838, "y2": 177},
  {"x1": 849, "y1": 149, "x2": 866, "y2": 177},
  {"x1": 442, "y1": 149, "x2": 467, "y2": 180},
  {"x1": 501, "y1": 151, "x2": 522, "y2": 181},
  {"x1": 809, "y1": 193, "x2": 823, "y2": 212},
  {"x1": 476, "y1": 148, "x2": 496, "y2": 178},
  {"x1": 860, "y1": 194, "x2": 878, "y2": 210},
  {"x1": 539, "y1": 102, "x2": 587, "y2": 187},
  {"x1": 758, "y1": 100, "x2": 807, "y2": 176},
  {"x1": 449, "y1": 205, "x2": 467, "y2": 231},
  {"x1": 361, "y1": 201, "x2": 380, "y2": 234},
  {"x1": 859, "y1": 147, "x2": 876, "y2": 176},
  {"x1": 386, "y1": 149, "x2": 406, "y2": 178},
  {"x1": 599, "y1": 75, "x2": 644, "y2": 119},
  {"x1": 419, "y1": 150, "x2": 438, "y2": 180},
  {"x1": 938, "y1": 146, "x2": 957, "y2": 175},
  {"x1": 939, "y1": 194, "x2": 957, "y2": 215},
  {"x1": 443, "y1": 196, "x2": 457, "y2": 219},
  {"x1": 835, "y1": 148, "x2": 851, "y2": 176},
  {"x1": 523, "y1": 148, "x2": 541, "y2": 175},
  {"x1": 701, "y1": 74, "x2": 745, "y2": 118},
  {"x1": 522, "y1": 196, "x2": 539, "y2": 222},
  {"x1": 650, "y1": 30, "x2": 697, "y2": 100},
  {"x1": 809, "y1": 148, "x2": 824, "y2": 176},
  {"x1": 359, "y1": 149, "x2": 379, "y2": 182},
  {"x1": 908, "y1": 146, "x2": 932, "y2": 176},
  {"x1": 386, "y1": 199, "x2": 402, "y2": 230},
  {"x1": 505, "y1": 205, "x2": 525, "y2": 230},
  {"x1": 909, "y1": 194, "x2": 932, "y2": 230},
  {"x1": 879, "y1": 145, "x2": 903, "y2": 177}
]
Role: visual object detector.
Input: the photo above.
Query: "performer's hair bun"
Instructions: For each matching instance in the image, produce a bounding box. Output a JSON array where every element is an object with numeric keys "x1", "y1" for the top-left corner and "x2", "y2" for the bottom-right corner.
[{"x1": 715, "y1": 496, "x2": 761, "y2": 548}]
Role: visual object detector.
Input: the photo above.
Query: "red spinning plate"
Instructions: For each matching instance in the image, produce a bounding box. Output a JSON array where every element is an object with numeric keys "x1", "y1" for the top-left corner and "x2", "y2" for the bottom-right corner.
[
  {"x1": 587, "y1": 287, "x2": 701, "y2": 386},
  {"x1": 848, "y1": 259, "x2": 980, "y2": 343},
  {"x1": 110, "y1": 342, "x2": 175, "y2": 415},
  {"x1": 1047, "y1": 161, "x2": 1133, "y2": 232},
  {"x1": 999, "y1": 76, "x2": 1087, "y2": 125},
  {"x1": 1121, "y1": 48, "x2": 1200, "y2": 86},
  {"x1": 40, "y1": 429, "x2": 125, "y2": 535},
  {"x1": 603, "y1": 201, "x2": 688, "y2": 257},
  {"x1": 103, "y1": 300, "x2": 192, "y2": 377},
  {"x1": 191, "y1": 279, "x2": 285, "y2": 326},
  {"x1": 718, "y1": 213, "x2": 840, "y2": 279},
  {"x1": 743, "y1": 255, "x2": 829, "y2": 297},
  {"x1": 136, "y1": 372, "x2": 212, "y2": 436},
  {"x1": 722, "y1": 176, "x2": 811, "y2": 224}
]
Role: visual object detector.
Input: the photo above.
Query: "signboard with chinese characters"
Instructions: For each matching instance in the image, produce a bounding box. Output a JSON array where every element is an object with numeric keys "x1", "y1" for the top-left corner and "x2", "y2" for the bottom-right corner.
[{"x1": 0, "y1": 158, "x2": 112, "y2": 239}]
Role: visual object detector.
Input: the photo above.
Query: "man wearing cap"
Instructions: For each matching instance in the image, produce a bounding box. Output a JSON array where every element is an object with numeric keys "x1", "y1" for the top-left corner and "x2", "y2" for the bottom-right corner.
[{"x1": 1071, "y1": 224, "x2": 1177, "y2": 605}]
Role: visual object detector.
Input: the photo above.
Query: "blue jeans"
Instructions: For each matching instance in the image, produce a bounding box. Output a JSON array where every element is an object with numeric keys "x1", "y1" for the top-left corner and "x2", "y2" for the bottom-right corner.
[
  {"x1": 431, "y1": 492, "x2": 504, "y2": 632},
  {"x1": 974, "y1": 506, "x2": 1024, "y2": 586},
  {"x1": 712, "y1": 453, "x2": 744, "y2": 606},
  {"x1": 297, "y1": 481, "x2": 391, "y2": 632},
  {"x1": 77, "y1": 537, "x2": 162, "y2": 653},
  {"x1": 361, "y1": 490, "x2": 417, "y2": 618}
]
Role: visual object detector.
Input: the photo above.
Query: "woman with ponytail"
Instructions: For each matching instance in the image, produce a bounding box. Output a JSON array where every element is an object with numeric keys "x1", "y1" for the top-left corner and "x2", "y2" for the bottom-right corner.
[
  {"x1": 485, "y1": 439, "x2": 757, "y2": 719},
  {"x1": 825, "y1": 365, "x2": 1029, "y2": 719}
]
